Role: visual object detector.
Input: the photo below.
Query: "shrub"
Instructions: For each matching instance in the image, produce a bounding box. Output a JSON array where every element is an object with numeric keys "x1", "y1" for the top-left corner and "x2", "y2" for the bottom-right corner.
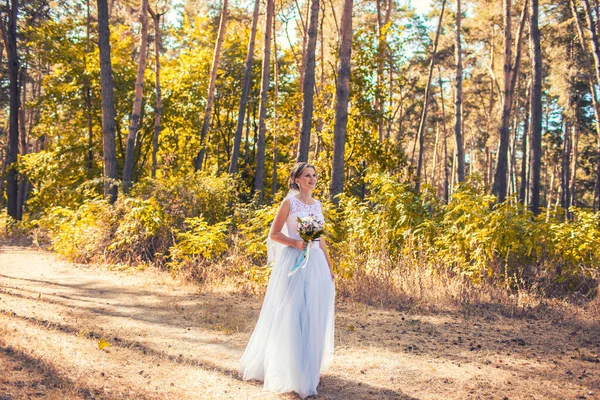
[
  {"x1": 108, "y1": 197, "x2": 170, "y2": 263},
  {"x1": 133, "y1": 172, "x2": 236, "y2": 228},
  {"x1": 36, "y1": 199, "x2": 116, "y2": 263},
  {"x1": 167, "y1": 216, "x2": 230, "y2": 277}
]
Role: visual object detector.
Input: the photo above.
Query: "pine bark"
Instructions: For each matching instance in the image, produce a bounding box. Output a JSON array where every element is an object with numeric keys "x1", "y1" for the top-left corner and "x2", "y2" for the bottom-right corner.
[
  {"x1": 0, "y1": 0, "x2": 20, "y2": 218},
  {"x1": 570, "y1": 0, "x2": 600, "y2": 207},
  {"x1": 149, "y1": 6, "x2": 163, "y2": 179},
  {"x1": 561, "y1": 121, "x2": 572, "y2": 212},
  {"x1": 454, "y1": 0, "x2": 465, "y2": 185},
  {"x1": 253, "y1": 0, "x2": 274, "y2": 205},
  {"x1": 578, "y1": 0, "x2": 600, "y2": 210},
  {"x1": 229, "y1": 0, "x2": 260, "y2": 174},
  {"x1": 570, "y1": 122, "x2": 579, "y2": 208},
  {"x1": 96, "y1": 0, "x2": 118, "y2": 202},
  {"x1": 519, "y1": 80, "x2": 531, "y2": 204},
  {"x1": 272, "y1": 14, "x2": 280, "y2": 196},
  {"x1": 123, "y1": 0, "x2": 149, "y2": 192},
  {"x1": 297, "y1": 0, "x2": 320, "y2": 162},
  {"x1": 195, "y1": 0, "x2": 228, "y2": 171},
  {"x1": 528, "y1": 0, "x2": 542, "y2": 214},
  {"x1": 86, "y1": 0, "x2": 94, "y2": 173},
  {"x1": 415, "y1": 0, "x2": 446, "y2": 193},
  {"x1": 330, "y1": 0, "x2": 353, "y2": 204},
  {"x1": 375, "y1": 0, "x2": 392, "y2": 142},
  {"x1": 492, "y1": 0, "x2": 513, "y2": 203}
]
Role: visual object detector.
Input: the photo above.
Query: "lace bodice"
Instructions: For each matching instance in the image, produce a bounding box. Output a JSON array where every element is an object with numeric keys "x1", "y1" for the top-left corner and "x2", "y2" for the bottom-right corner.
[{"x1": 286, "y1": 196, "x2": 324, "y2": 240}]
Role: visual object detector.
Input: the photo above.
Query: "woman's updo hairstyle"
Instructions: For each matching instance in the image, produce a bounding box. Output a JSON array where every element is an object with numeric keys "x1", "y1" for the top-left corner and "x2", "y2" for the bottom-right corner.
[{"x1": 288, "y1": 162, "x2": 316, "y2": 190}]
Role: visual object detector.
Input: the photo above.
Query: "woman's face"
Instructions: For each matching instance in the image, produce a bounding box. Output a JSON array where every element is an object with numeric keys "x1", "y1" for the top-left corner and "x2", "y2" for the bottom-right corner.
[{"x1": 295, "y1": 167, "x2": 317, "y2": 190}]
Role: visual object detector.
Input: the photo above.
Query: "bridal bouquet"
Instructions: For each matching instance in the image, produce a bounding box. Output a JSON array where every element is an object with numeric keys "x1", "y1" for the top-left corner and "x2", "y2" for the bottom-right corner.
[
  {"x1": 288, "y1": 215, "x2": 324, "y2": 277},
  {"x1": 297, "y1": 215, "x2": 324, "y2": 242}
]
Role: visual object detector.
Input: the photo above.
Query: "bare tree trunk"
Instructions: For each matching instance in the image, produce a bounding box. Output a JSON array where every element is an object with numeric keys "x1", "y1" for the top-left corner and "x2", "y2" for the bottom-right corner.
[
  {"x1": 570, "y1": 120, "x2": 579, "y2": 208},
  {"x1": 451, "y1": 147, "x2": 457, "y2": 194},
  {"x1": 528, "y1": 0, "x2": 542, "y2": 214},
  {"x1": 546, "y1": 162, "x2": 556, "y2": 222},
  {"x1": 375, "y1": 0, "x2": 393, "y2": 142},
  {"x1": 149, "y1": 6, "x2": 164, "y2": 179},
  {"x1": 123, "y1": 0, "x2": 149, "y2": 192},
  {"x1": 253, "y1": 0, "x2": 274, "y2": 205},
  {"x1": 272, "y1": 13, "x2": 280, "y2": 197},
  {"x1": 86, "y1": 0, "x2": 94, "y2": 173},
  {"x1": 578, "y1": 0, "x2": 600, "y2": 210},
  {"x1": 519, "y1": 80, "x2": 531, "y2": 204},
  {"x1": 492, "y1": 0, "x2": 513, "y2": 203},
  {"x1": 297, "y1": 0, "x2": 320, "y2": 162},
  {"x1": 195, "y1": 0, "x2": 228, "y2": 171},
  {"x1": 438, "y1": 69, "x2": 450, "y2": 202},
  {"x1": 96, "y1": 0, "x2": 118, "y2": 202},
  {"x1": 415, "y1": 0, "x2": 446, "y2": 193},
  {"x1": 431, "y1": 122, "x2": 440, "y2": 189},
  {"x1": 330, "y1": 0, "x2": 353, "y2": 204},
  {"x1": 454, "y1": 0, "x2": 465, "y2": 185},
  {"x1": 17, "y1": 61, "x2": 29, "y2": 220},
  {"x1": 561, "y1": 120, "x2": 571, "y2": 213},
  {"x1": 571, "y1": 0, "x2": 600, "y2": 209},
  {"x1": 229, "y1": 0, "x2": 260, "y2": 174},
  {"x1": 0, "y1": 0, "x2": 20, "y2": 218}
]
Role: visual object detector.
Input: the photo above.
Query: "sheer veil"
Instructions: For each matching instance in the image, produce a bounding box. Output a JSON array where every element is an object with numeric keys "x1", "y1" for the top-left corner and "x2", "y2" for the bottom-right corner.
[{"x1": 266, "y1": 189, "x2": 299, "y2": 266}]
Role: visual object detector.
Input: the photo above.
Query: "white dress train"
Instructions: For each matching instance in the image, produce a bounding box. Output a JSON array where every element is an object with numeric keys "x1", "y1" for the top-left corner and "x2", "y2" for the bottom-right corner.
[{"x1": 239, "y1": 196, "x2": 335, "y2": 399}]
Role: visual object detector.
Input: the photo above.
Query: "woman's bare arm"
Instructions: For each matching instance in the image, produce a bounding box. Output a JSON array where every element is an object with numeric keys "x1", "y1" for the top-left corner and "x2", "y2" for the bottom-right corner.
[{"x1": 269, "y1": 199, "x2": 305, "y2": 250}]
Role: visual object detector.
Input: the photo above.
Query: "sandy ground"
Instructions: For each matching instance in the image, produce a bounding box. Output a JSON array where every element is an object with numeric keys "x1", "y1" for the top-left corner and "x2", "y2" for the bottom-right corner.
[{"x1": 0, "y1": 244, "x2": 599, "y2": 400}]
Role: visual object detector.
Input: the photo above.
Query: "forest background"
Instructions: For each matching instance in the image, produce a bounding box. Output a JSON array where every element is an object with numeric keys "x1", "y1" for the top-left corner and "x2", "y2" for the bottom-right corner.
[{"x1": 1, "y1": 0, "x2": 599, "y2": 313}]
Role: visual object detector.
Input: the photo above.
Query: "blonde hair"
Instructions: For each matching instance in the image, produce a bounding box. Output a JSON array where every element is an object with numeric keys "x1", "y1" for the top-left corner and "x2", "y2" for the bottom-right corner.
[{"x1": 288, "y1": 162, "x2": 316, "y2": 190}]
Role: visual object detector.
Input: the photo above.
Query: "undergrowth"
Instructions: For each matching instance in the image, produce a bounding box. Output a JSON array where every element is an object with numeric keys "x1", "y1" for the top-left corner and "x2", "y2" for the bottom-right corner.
[{"x1": 1, "y1": 171, "x2": 598, "y2": 317}]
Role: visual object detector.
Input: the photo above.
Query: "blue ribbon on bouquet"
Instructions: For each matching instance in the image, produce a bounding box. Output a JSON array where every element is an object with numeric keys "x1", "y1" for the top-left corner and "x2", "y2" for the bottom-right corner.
[{"x1": 288, "y1": 240, "x2": 317, "y2": 277}]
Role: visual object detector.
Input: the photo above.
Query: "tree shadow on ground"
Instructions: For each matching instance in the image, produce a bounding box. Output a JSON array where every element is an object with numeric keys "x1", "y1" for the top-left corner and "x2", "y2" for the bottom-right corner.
[{"x1": 0, "y1": 339, "x2": 130, "y2": 400}]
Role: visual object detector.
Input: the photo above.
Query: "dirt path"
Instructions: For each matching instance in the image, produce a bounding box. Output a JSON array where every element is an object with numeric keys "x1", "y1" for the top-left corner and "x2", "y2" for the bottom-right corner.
[{"x1": 0, "y1": 244, "x2": 598, "y2": 400}]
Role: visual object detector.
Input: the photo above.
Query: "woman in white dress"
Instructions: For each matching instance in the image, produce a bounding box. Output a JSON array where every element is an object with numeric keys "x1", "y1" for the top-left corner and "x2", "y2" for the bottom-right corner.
[{"x1": 239, "y1": 162, "x2": 336, "y2": 399}]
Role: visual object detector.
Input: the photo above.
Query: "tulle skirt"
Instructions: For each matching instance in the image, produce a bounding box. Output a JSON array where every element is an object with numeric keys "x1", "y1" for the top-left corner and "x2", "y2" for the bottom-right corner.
[{"x1": 239, "y1": 244, "x2": 335, "y2": 399}]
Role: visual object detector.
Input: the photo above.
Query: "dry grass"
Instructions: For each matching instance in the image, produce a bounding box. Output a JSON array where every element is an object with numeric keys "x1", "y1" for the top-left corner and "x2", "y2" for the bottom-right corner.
[{"x1": 0, "y1": 243, "x2": 599, "y2": 399}]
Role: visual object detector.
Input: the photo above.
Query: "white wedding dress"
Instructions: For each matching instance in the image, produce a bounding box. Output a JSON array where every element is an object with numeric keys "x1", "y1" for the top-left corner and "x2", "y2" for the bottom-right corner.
[{"x1": 239, "y1": 196, "x2": 335, "y2": 399}]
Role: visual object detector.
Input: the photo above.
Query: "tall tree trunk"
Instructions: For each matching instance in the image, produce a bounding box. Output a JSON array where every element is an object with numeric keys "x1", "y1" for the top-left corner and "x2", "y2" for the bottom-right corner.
[
  {"x1": 297, "y1": 0, "x2": 320, "y2": 162},
  {"x1": 272, "y1": 13, "x2": 280, "y2": 196},
  {"x1": 0, "y1": 0, "x2": 20, "y2": 219},
  {"x1": 570, "y1": 122, "x2": 579, "y2": 208},
  {"x1": 492, "y1": 0, "x2": 513, "y2": 203},
  {"x1": 431, "y1": 122, "x2": 440, "y2": 189},
  {"x1": 149, "y1": 6, "x2": 163, "y2": 179},
  {"x1": 437, "y1": 69, "x2": 450, "y2": 202},
  {"x1": 546, "y1": 162, "x2": 556, "y2": 222},
  {"x1": 375, "y1": 0, "x2": 392, "y2": 142},
  {"x1": 561, "y1": 120, "x2": 571, "y2": 212},
  {"x1": 519, "y1": 80, "x2": 531, "y2": 204},
  {"x1": 229, "y1": 0, "x2": 259, "y2": 174},
  {"x1": 454, "y1": 0, "x2": 465, "y2": 185},
  {"x1": 330, "y1": 0, "x2": 353, "y2": 204},
  {"x1": 96, "y1": 0, "x2": 118, "y2": 202},
  {"x1": 86, "y1": 0, "x2": 94, "y2": 173},
  {"x1": 570, "y1": 0, "x2": 600, "y2": 209},
  {"x1": 579, "y1": 0, "x2": 600, "y2": 210},
  {"x1": 415, "y1": 0, "x2": 446, "y2": 193},
  {"x1": 253, "y1": 0, "x2": 274, "y2": 205},
  {"x1": 195, "y1": 0, "x2": 228, "y2": 171},
  {"x1": 17, "y1": 62, "x2": 28, "y2": 220},
  {"x1": 123, "y1": 0, "x2": 149, "y2": 192},
  {"x1": 528, "y1": 0, "x2": 542, "y2": 214}
]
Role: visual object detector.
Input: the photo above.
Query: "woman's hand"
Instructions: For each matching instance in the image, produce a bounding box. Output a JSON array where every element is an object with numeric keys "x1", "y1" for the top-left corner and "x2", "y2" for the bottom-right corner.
[{"x1": 294, "y1": 240, "x2": 307, "y2": 251}]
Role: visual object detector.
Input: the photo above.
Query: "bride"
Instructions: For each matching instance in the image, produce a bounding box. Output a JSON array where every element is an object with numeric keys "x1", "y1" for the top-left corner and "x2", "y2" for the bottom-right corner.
[{"x1": 239, "y1": 162, "x2": 336, "y2": 399}]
